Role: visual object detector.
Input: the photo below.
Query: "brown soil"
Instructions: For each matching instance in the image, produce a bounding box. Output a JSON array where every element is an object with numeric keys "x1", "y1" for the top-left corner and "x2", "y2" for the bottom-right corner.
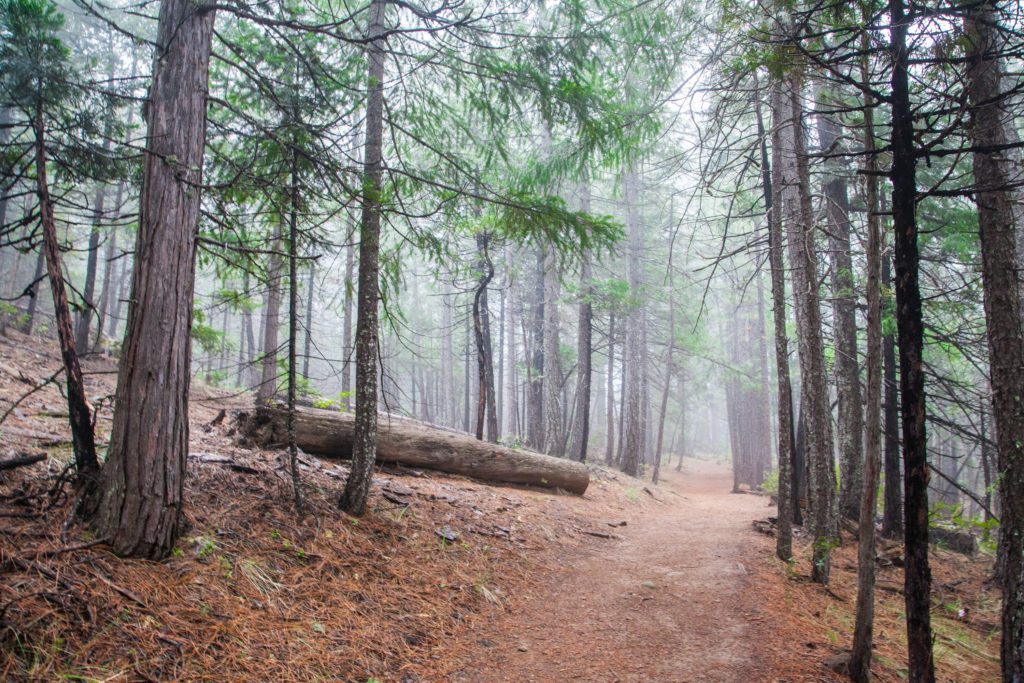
[{"x1": 453, "y1": 461, "x2": 775, "y2": 682}]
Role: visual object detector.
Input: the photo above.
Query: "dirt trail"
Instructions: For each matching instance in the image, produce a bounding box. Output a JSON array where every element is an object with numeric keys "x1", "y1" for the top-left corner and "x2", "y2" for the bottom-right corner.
[{"x1": 456, "y1": 460, "x2": 773, "y2": 682}]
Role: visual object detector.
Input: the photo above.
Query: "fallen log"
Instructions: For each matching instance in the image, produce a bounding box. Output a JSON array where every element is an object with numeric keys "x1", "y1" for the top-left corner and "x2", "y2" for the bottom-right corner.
[{"x1": 238, "y1": 405, "x2": 590, "y2": 495}]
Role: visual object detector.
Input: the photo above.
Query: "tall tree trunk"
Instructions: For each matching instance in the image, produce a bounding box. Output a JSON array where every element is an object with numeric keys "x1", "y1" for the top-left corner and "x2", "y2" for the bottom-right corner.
[
  {"x1": 605, "y1": 310, "x2": 616, "y2": 465},
  {"x1": 780, "y1": 68, "x2": 836, "y2": 583},
  {"x1": 527, "y1": 249, "x2": 545, "y2": 449},
  {"x1": 338, "y1": 0, "x2": 387, "y2": 516},
  {"x1": 442, "y1": 292, "x2": 454, "y2": 425},
  {"x1": 542, "y1": 245, "x2": 563, "y2": 456},
  {"x1": 815, "y1": 83, "x2": 864, "y2": 521},
  {"x1": 93, "y1": 53, "x2": 137, "y2": 353},
  {"x1": 653, "y1": 273, "x2": 675, "y2": 484},
  {"x1": 890, "y1": 0, "x2": 936, "y2": 674},
  {"x1": 23, "y1": 247, "x2": 45, "y2": 335},
  {"x1": 472, "y1": 232, "x2": 498, "y2": 443},
  {"x1": 257, "y1": 222, "x2": 283, "y2": 404},
  {"x1": 76, "y1": 184, "x2": 106, "y2": 352},
  {"x1": 849, "y1": 53, "x2": 883, "y2": 680},
  {"x1": 881, "y1": 248, "x2": 903, "y2": 538},
  {"x1": 302, "y1": 262, "x2": 315, "y2": 379},
  {"x1": 93, "y1": 186, "x2": 120, "y2": 352},
  {"x1": 675, "y1": 370, "x2": 686, "y2": 471},
  {"x1": 33, "y1": 110, "x2": 98, "y2": 482},
  {"x1": 89, "y1": 0, "x2": 216, "y2": 558},
  {"x1": 621, "y1": 162, "x2": 643, "y2": 477},
  {"x1": 75, "y1": 82, "x2": 117, "y2": 354},
  {"x1": 503, "y1": 257, "x2": 520, "y2": 439},
  {"x1": 464, "y1": 313, "x2": 472, "y2": 431},
  {"x1": 965, "y1": 8, "x2": 1024, "y2": 679},
  {"x1": 570, "y1": 185, "x2": 594, "y2": 462},
  {"x1": 342, "y1": 239, "x2": 355, "y2": 402},
  {"x1": 287, "y1": 138, "x2": 303, "y2": 511},
  {"x1": 497, "y1": 280, "x2": 505, "y2": 437}
]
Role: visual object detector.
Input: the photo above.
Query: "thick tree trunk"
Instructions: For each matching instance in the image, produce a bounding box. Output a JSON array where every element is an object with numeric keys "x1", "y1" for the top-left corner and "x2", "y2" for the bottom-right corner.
[
  {"x1": 89, "y1": 0, "x2": 215, "y2": 558},
  {"x1": 542, "y1": 246, "x2": 563, "y2": 456},
  {"x1": 249, "y1": 405, "x2": 589, "y2": 493},
  {"x1": 815, "y1": 84, "x2": 864, "y2": 521},
  {"x1": 33, "y1": 113, "x2": 98, "y2": 482},
  {"x1": 890, "y1": 0, "x2": 936, "y2": 675},
  {"x1": 570, "y1": 185, "x2": 593, "y2": 462},
  {"x1": 621, "y1": 163, "x2": 643, "y2": 477},
  {"x1": 965, "y1": 8, "x2": 1024, "y2": 680},
  {"x1": 257, "y1": 223, "x2": 284, "y2": 405},
  {"x1": 338, "y1": 0, "x2": 387, "y2": 515}
]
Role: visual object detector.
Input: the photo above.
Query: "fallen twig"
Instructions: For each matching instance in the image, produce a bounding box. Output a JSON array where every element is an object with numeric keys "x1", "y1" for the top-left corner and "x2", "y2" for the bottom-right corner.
[
  {"x1": 0, "y1": 452, "x2": 46, "y2": 471},
  {"x1": 0, "y1": 367, "x2": 64, "y2": 428}
]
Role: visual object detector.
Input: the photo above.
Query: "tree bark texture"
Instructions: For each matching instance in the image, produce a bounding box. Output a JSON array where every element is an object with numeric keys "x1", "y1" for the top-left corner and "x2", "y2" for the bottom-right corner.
[
  {"x1": 605, "y1": 310, "x2": 616, "y2": 465},
  {"x1": 257, "y1": 222, "x2": 284, "y2": 405},
  {"x1": 815, "y1": 83, "x2": 864, "y2": 522},
  {"x1": 33, "y1": 111, "x2": 98, "y2": 481},
  {"x1": 472, "y1": 231, "x2": 498, "y2": 443},
  {"x1": 542, "y1": 245, "x2": 563, "y2": 456},
  {"x1": 965, "y1": 7, "x2": 1024, "y2": 680},
  {"x1": 890, "y1": 0, "x2": 936, "y2": 675},
  {"x1": 764, "y1": 80, "x2": 795, "y2": 561},
  {"x1": 780, "y1": 69, "x2": 836, "y2": 583},
  {"x1": 621, "y1": 162, "x2": 643, "y2": 477},
  {"x1": 849, "y1": 54, "x2": 883, "y2": 680},
  {"x1": 882, "y1": 249, "x2": 903, "y2": 539},
  {"x1": 89, "y1": 0, "x2": 215, "y2": 559},
  {"x1": 339, "y1": 0, "x2": 387, "y2": 516},
  {"x1": 570, "y1": 183, "x2": 593, "y2": 462}
]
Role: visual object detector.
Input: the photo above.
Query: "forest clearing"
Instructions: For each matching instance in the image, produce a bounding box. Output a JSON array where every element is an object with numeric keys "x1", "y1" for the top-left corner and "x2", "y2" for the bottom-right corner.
[{"x1": 2, "y1": 0, "x2": 1024, "y2": 678}]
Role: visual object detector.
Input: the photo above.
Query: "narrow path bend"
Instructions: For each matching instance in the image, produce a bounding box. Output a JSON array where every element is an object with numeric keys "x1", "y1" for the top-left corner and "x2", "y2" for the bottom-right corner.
[{"x1": 457, "y1": 460, "x2": 773, "y2": 682}]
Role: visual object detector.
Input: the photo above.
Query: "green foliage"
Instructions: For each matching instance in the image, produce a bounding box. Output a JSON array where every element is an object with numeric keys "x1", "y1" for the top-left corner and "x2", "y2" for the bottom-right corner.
[
  {"x1": 191, "y1": 307, "x2": 222, "y2": 355},
  {"x1": 481, "y1": 193, "x2": 623, "y2": 266},
  {"x1": 0, "y1": 0, "x2": 69, "y2": 112},
  {"x1": 313, "y1": 390, "x2": 353, "y2": 412},
  {"x1": 273, "y1": 356, "x2": 317, "y2": 397},
  {"x1": 761, "y1": 469, "x2": 779, "y2": 495}
]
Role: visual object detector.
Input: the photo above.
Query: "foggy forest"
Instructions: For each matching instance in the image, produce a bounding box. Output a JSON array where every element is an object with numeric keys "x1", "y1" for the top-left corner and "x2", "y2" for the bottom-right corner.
[{"x1": 0, "y1": 0, "x2": 1023, "y2": 679}]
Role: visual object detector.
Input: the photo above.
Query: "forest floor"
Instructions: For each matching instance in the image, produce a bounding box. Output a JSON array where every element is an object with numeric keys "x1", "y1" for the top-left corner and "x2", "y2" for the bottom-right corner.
[
  {"x1": 0, "y1": 330, "x2": 1004, "y2": 681},
  {"x1": 452, "y1": 461, "x2": 773, "y2": 682}
]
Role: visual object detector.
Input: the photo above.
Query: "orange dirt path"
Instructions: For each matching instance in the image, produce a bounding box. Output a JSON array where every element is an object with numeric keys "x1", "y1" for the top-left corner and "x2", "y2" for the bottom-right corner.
[{"x1": 455, "y1": 460, "x2": 775, "y2": 682}]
